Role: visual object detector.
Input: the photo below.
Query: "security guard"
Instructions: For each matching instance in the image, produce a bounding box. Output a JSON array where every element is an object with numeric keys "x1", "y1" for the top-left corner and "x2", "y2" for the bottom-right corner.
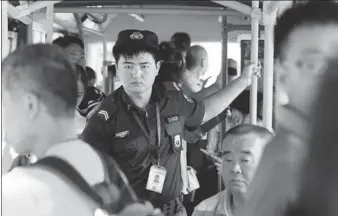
[{"x1": 82, "y1": 29, "x2": 254, "y2": 216}]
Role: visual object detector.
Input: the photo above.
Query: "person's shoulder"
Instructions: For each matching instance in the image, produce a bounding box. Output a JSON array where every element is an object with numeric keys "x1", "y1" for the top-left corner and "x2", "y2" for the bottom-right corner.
[
  {"x1": 3, "y1": 167, "x2": 35, "y2": 188},
  {"x1": 194, "y1": 191, "x2": 225, "y2": 212},
  {"x1": 88, "y1": 88, "x2": 122, "y2": 122},
  {"x1": 162, "y1": 81, "x2": 181, "y2": 92},
  {"x1": 89, "y1": 86, "x2": 106, "y2": 98},
  {"x1": 45, "y1": 140, "x2": 105, "y2": 185},
  {"x1": 161, "y1": 81, "x2": 197, "y2": 105},
  {"x1": 3, "y1": 168, "x2": 47, "y2": 215}
]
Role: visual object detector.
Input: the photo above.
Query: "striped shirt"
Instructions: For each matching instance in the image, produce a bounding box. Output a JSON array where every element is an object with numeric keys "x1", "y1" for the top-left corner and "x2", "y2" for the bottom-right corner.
[{"x1": 78, "y1": 87, "x2": 106, "y2": 117}]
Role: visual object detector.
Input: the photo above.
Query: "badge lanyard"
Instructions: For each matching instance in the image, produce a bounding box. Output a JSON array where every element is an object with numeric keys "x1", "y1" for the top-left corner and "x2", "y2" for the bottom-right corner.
[{"x1": 131, "y1": 103, "x2": 161, "y2": 165}]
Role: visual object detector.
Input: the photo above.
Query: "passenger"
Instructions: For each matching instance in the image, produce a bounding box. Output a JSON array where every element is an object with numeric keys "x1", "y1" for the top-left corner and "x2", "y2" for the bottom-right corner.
[
  {"x1": 182, "y1": 45, "x2": 217, "y2": 215},
  {"x1": 82, "y1": 29, "x2": 255, "y2": 216},
  {"x1": 228, "y1": 59, "x2": 239, "y2": 83},
  {"x1": 156, "y1": 41, "x2": 213, "y2": 212},
  {"x1": 192, "y1": 125, "x2": 273, "y2": 216},
  {"x1": 74, "y1": 64, "x2": 89, "y2": 133},
  {"x1": 86, "y1": 66, "x2": 97, "y2": 87},
  {"x1": 155, "y1": 41, "x2": 185, "y2": 85},
  {"x1": 182, "y1": 45, "x2": 209, "y2": 95},
  {"x1": 189, "y1": 89, "x2": 265, "y2": 214},
  {"x1": 3, "y1": 64, "x2": 88, "y2": 172},
  {"x1": 52, "y1": 35, "x2": 105, "y2": 118},
  {"x1": 78, "y1": 66, "x2": 106, "y2": 118},
  {"x1": 155, "y1": 41, "x2": 256, "y2": 216},
  {"x1": 75, "y1": 64, "x2": 88, "y2": 107},
  {"x1": 170, "y1": 32, "x2": 191, "y2": 57},
  {"x1": 227, "y1": 90, "x2": 264, "y2": 130},
  {"x1": 285, "y1": 58, "x2": 338, "y2": 216},
  {"x1": 237, "y1": 2, "x2": 338, "y2": 216},
  {"x1": 2, "y1": 44, "x2": 158, "y2": 216},
  {"x1": 52, "y1": 35, "x2": 86, "y2": 67}
]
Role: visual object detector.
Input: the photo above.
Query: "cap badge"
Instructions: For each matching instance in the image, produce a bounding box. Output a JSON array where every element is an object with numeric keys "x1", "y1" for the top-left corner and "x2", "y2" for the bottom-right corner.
[{"x1": 130, "y1": 32, "x2": 144, "y2": 40}]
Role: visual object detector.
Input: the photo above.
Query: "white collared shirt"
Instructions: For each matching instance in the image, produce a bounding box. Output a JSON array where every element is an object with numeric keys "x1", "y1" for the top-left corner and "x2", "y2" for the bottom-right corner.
[
  {"x1": 2, "y1": 140, "x2": 105, "y2": 216},
  {"x1": 192, "y1": 190, "x2": 232, "y2": 216}
]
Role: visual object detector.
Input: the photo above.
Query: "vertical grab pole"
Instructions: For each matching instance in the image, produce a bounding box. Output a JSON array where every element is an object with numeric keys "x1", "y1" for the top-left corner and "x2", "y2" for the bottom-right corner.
[
  {"x1": 45, "y1": 4, "x2": 54, "y2": 43},
  {"x1": 73, "y1": 13, "x2": 84, "y2": 41},
  {"x1": 218, "y1": 15, "x2": 228, "y2": 192},
  {"x1": 250, "y1": 0, "x2": 260, "y2": 124},
  {"x1": 102, "y1": 36, "x2": 110, "y2": 94},
  {"x1": 263, "y1": 2, "x2": 276, "y2": 130},
  {"x1": 2, "y1": 1, "x2": 9, "y2": 59},
  {"x1": 26, "y1": 0, "x2": 33, "y2": 44}
]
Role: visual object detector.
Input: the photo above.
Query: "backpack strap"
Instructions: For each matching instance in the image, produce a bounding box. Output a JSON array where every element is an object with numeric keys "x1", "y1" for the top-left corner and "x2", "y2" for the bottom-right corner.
[
  {"x1": 95, "y1": 150, "x2": 139, "y2": 202},
  {"x1": 33, "y1": 156, "x2": 104, "y2": 207}
]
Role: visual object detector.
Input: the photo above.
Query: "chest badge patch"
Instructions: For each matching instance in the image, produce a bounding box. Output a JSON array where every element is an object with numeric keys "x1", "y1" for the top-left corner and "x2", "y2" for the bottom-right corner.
[
  {"x1": 166, "y1": 115, "x2": 180, "y2": 124},
  {"x1": 115, "y1": 130, "x2": 130, "y2": 138},
  {"x1": 98, "y1": 110, "x2": 109, "y2": 121}
]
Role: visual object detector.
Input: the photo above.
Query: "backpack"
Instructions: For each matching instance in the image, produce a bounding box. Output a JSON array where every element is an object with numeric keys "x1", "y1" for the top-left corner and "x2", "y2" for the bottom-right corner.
[{"x1": 33, "y1": 150, "x2": 139, "y2": 215}]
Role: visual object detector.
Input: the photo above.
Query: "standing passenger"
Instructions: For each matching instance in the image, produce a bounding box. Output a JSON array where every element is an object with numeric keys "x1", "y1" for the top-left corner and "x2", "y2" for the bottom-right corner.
[
  {"x1": 53, "y1": 36, "x2": 105, "y2": 118},
  {"x1": 238, "y1": 2, "x2": 338, "y2": 216},
  {"x1": 2, "y1": 44, "x2": 158, "y2": 216},
  {"x1": 171, "y1": 32, "x2": 192, "y2": 58},
  {"x1": 82, "y1": 29, "x2": 256, "y2": 216},
  {"x1": 79, "y1": 66, "x2": 106, "y2": 118}
]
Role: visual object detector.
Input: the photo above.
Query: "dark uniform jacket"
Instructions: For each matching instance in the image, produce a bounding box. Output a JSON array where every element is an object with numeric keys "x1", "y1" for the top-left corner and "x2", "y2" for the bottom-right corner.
[{"x1": 81, "y1": 82, "x2": 205, "y2": 206}]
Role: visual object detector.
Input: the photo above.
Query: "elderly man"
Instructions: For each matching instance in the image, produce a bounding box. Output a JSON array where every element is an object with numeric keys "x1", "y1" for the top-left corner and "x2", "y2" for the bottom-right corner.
[{"x1": 192, "y1": 125, "x2": 273, "y2": 216}]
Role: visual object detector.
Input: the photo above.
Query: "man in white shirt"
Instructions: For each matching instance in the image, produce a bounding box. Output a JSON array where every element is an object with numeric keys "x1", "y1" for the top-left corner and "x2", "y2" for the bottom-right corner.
[
  {"x1": 2, "y1": 44, "x2": 158, "y2": 216},
  {"x1": 192, "y1": 125, "x2": 273, "y2": 216}
]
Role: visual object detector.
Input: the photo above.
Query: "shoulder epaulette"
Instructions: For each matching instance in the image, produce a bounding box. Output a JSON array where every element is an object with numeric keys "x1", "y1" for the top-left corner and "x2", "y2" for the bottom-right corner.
[
  {"x1": 95, "y1": 91, "x2": 118, "y2": 122},
  {"x1": 163, "y1": 81, "x2": 181, "y2": 92}
]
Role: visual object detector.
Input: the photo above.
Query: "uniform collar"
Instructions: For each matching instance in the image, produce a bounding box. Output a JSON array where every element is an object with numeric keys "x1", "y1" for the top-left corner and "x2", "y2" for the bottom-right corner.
[
  {"x1": 121, "y1": 86, "x2": 162, "y2": 113},
  {"x1": 215, "y1": 190, "x2": 231, "y2": 216}
]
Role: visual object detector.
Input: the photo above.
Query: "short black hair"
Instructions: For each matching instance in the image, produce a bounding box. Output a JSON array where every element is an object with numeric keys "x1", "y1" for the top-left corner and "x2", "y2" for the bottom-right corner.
[
  {"x1": 155, "y1": 41, "x2": 185, "y2": 84},
  {"x1": 85, "y1": 66, "x2": 97, "y2": 81},
  {"x1": 171, "y1": 32, "x2": 191, "y2": 52},
  {"x1": 224, "y1": 124, "x2": 274, "y2": 144},
  {"x1": 2, "y1": 43, "x2": 78, "y2": 116},
  {"x1": 52, "y1": 35, "x2": 84, "y2": 49},
  {"x1": 231, "y1": 90, "x2": 263, "y2": 119},
  {"x1": 112, "y1": 43, "x2": 160, "y2": 64},
  {"x1": 275, "y1": 1, "x2": 338, "y2": 60}
]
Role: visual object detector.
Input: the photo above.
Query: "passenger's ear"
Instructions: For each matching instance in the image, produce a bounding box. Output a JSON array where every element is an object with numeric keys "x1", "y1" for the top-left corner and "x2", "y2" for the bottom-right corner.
[
  {"x1": 275, "y1": 59, "x2": 290, "y2": 105},
  {"x1": 155, "y1": 61, "x2": 161, "y2": 75},
  {"x1": 201, "y1": 58, "x2": 205, "y2": 68},
  {"x1": 23, "y1": 92, "x2": 41, "y2": 120}
]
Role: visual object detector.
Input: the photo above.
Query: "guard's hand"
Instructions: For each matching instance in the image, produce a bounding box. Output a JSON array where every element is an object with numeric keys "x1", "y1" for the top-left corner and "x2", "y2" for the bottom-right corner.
[
  {"x1": 214, "y1": 157, "x2": 222, "y2": 175},
  {"x1": 118, "y1": 201, "x2": 163, "y2": 216}
]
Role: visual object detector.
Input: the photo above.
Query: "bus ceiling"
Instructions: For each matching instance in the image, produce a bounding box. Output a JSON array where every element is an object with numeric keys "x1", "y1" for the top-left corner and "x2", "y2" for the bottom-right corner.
[{"x1": 2, "y1": 0, "x2": 289, "y2": 131}]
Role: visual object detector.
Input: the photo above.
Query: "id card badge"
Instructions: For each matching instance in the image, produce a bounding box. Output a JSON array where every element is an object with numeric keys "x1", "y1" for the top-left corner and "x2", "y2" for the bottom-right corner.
[{"x1": 146, "y1": 165, "x2": 167, "y2": 193}]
